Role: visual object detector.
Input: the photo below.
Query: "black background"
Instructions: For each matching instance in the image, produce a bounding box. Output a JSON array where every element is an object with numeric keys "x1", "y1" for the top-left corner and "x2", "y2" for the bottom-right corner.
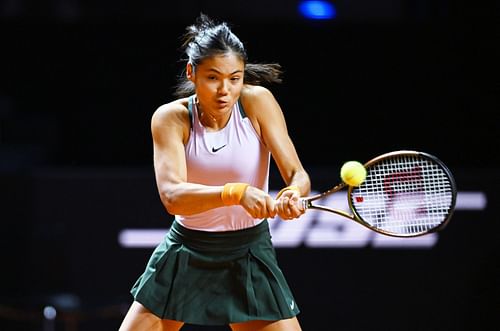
[{"x1": 1, "y1": 1, "x2": 499, "y2": 330}]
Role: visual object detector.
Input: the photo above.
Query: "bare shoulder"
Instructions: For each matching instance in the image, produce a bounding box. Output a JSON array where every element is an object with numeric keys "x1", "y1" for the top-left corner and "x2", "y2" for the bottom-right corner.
[
  {"x1": 152, "y1": 98, "x2": 190, "y2": 125},
  {"x1": 240, "y1": 85, "x2": 279, "y2": 117},
  {"x1": 151, "y1": 98, "x2": 191, "y2": 143},
  {"x1": 241, "y1": 85, "x2": 275, "y2": 102},
  {"x1": 240, "y1": 85, "x2": 284, "y2": 139}
]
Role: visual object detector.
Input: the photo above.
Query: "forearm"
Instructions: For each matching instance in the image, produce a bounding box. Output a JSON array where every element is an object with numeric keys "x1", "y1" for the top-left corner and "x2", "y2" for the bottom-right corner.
[
  {"x1": 284, "y1": 168, "x2": 311, "y2": 197},
  {"x1": 158, "y1": 182, "x2": 225, "y2": 216}
]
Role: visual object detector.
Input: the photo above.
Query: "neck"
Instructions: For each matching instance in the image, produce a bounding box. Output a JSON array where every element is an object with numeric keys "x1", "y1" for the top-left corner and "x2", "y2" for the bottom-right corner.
[
  {"x1": 195, "y1": 97, "x2": 232, "y2": 130},
  {"x1": 197, "y1": 102, "x2": 222, "y2": 130}
]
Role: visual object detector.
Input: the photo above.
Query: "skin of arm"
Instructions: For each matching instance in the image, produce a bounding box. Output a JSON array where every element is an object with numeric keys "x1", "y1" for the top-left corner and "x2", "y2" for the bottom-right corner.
[
  {"x1": 151, "y1": 99, "x2": 228, "y2": 216},
  {"x1": 152, "y1": 98, "x2": 279, "y2": 219},
  {"x1": 241, "y1": 85, "x2": 311, "y2": 220},
  {"x1": 152, "y1": 85, "x2": 310, "y2": 220}
]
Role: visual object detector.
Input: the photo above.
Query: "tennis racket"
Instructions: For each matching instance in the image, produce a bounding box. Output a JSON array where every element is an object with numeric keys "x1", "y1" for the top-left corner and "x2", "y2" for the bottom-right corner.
[{"x1": 302, "y1": 150, "x2": 457, "y2": 237}]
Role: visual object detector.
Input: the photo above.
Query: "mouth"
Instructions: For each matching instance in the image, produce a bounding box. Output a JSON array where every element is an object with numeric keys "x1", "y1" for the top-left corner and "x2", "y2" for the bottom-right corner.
[{"x1": 216, "y1": 100, "x2": 229, "y2": 108}]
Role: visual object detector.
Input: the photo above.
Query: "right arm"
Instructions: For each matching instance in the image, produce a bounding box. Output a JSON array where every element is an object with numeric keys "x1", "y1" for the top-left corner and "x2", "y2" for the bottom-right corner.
[
  {"x1": 152, "y1": 100, "x2": 225, "y2": 215},
  {"x1": 152, "y1": 100, "x2": 276, "y2": 219}
]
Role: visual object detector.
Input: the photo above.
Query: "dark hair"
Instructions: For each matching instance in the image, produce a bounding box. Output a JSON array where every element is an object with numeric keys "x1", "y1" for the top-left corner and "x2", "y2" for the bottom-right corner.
[{"x1": 174, "y1": 13, "x2": 283, "y2": 98}]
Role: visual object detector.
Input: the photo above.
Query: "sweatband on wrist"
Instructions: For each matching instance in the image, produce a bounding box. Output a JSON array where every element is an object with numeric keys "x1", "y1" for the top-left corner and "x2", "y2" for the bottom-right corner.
[
  {"x1": 276, "y1": 185, "x2": 300, "y2": 199},
  {"x1": 221, "y1": 183, "x2": 249, "y2": 206}
]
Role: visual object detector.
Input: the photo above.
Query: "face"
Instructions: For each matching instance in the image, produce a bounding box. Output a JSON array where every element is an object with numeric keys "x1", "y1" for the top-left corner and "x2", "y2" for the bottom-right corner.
[{"x1": 187, "y1": 52, "x2": 244, "y2": 117}]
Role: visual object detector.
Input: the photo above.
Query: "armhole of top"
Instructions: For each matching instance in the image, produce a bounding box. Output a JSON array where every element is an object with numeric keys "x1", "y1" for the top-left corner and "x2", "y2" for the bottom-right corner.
[
  {"x1": 188, "y1": 95, "x2": 194, "y2": 130},
  {"x1": 238, "y1": 99, "x2": 247, "y2": 118}
]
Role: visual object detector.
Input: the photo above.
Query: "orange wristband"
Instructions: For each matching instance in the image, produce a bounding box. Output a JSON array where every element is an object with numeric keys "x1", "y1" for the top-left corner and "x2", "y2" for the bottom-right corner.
[
  {"x1": 221, "y1": 183, "x2": 249, "y2": 206},
  {"x1": 276, "y1": 185, "x2": 300, "y2": 199}
]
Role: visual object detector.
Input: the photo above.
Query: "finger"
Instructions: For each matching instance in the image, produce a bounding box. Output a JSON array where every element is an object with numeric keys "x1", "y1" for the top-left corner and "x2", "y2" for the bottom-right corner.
[
  {"x1": 267, "y1": 199, "x2": 277, "y2": 218},
  {"x1": 287, "y1": 198, "x2": 304, "y2": 218}
]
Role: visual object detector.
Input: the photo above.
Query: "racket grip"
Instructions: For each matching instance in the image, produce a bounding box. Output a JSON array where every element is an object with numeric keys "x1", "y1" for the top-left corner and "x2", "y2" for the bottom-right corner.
[
  {"x1": 300, "y1": 198, "x2": 309, "y2": 210},
  {"x1": 274, "y1": 198, "x2": 309, "y2": 210}
]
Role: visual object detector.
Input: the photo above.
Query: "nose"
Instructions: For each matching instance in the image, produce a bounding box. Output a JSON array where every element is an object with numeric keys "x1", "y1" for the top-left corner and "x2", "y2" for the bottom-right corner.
[{"x1": 217, "y1": 80, "x2": 229, "y2": 95}]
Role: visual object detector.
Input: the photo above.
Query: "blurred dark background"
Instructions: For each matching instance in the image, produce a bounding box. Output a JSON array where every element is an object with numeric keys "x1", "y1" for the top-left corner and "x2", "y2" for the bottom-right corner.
[{"x1": 1, "y1": 1, "x2": 499, "y2": 330}]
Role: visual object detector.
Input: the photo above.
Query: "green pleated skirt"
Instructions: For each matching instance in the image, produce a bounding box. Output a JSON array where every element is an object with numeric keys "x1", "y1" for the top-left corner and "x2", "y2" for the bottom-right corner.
[{"x1": 130, "y1": 219, "x2": 300, "y2": 325}]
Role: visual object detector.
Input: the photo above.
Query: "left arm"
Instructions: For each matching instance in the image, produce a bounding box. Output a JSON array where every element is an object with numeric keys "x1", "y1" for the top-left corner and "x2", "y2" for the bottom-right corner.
[{"x1": 241, "y1": 85, "x2": 311, "y2": 220}]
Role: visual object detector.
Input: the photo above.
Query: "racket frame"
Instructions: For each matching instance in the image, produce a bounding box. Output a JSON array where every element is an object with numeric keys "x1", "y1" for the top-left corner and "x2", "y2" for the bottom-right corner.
[{"x1": 302, "y1": 150, "x2": 457, "y2": 237}]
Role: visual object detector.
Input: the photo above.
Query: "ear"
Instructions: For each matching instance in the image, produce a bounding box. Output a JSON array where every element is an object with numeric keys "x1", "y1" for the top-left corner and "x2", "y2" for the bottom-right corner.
[{"x1": 186, "y1": 63, "x2": 195, "y2": 81}]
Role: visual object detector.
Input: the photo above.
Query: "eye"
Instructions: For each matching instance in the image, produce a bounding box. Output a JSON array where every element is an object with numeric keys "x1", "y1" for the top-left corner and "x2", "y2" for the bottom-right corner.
[{"x1": 231, "y1": 76, "x2": 241, "y2": 81}]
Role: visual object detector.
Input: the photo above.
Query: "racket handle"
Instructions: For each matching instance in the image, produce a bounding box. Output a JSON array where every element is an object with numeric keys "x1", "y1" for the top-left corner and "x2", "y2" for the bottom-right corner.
[
  {"x1": 300, "y1": 198, "x2": 309, "y2": 210},
  {"x1": 274, "y1": 198, "x2": 309, "y2": 210}
]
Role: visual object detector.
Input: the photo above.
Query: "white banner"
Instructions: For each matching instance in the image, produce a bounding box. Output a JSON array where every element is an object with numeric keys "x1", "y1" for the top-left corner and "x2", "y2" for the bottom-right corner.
[{"x1": 118, "y1": 191, "x2": 486, "y2": 249}]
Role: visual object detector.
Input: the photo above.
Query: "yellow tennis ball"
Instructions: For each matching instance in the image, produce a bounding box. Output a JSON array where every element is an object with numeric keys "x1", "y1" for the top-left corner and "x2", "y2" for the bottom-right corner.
[{"x1": 340, "y1": 161, "x2": 367, "y2": 186}]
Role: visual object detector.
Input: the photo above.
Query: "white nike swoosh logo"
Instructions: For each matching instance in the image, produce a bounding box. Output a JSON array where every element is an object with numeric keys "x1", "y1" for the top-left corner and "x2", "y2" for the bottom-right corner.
[{"x1": 290, "y1": 300, "x2": 295, "y2": 310}]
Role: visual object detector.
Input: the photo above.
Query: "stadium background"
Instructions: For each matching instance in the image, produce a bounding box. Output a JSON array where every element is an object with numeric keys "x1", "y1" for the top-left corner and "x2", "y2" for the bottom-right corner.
[{"x1": 1, "y1": 1, "x2": 498, "y2": 330}]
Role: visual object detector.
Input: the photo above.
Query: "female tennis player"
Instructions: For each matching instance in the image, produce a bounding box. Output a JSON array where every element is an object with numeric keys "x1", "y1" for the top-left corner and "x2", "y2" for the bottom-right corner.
[{"x1": 119, "y1": 13, "x2": 310, "y2": 331}]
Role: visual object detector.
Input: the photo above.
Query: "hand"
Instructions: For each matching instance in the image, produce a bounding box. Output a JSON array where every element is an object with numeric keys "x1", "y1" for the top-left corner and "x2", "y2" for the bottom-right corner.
[
  {"x1": 275, "y1": 189, "x2": 305, "y2": 221},
  {"x1": 240, "y1": 186, "x2": 277, "y2": 219}
]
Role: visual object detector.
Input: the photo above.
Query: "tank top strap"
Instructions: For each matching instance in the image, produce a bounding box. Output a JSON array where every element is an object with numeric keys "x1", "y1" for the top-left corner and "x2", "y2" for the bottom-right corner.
[
  {"x1": 237, "y1": 99, "x2": 247, "y2": 118},
  {"x1": 188, "y1": 95, "x2": 195, "y2": 130}
]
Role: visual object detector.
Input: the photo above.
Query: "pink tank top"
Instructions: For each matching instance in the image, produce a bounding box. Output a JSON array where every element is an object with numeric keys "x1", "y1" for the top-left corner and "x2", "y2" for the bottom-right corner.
[{"x1": 175, "y1": 96, "x2": 270, "y2": 231}]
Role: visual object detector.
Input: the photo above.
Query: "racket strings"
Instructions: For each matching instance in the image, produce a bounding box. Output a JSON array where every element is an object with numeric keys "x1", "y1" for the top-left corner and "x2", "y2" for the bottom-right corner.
[{"x1": 351, "y1": 155, "x2": 454, "y2": 235}]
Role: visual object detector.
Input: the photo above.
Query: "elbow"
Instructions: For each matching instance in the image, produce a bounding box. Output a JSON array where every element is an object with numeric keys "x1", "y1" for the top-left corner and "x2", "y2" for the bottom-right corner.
[
  {"x1": 162, "y1": 198, "x2": 176, "y2": 215},
  {"x1": 158, "y1": 187, "x2": 179, "y2": 215},
  {"x1": 159, "y1": 186, "x2": 197, "y2": 216}
]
